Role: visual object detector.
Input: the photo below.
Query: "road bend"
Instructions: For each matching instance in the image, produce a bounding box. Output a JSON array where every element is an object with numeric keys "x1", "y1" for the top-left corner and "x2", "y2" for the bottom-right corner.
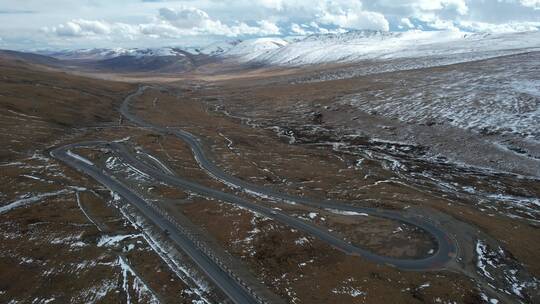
[
  {"x1": 120, "y1": 86, "x2": 458, "y2": 270},
  {"x1": 50, "y1": 86, "x2": 461, "y2": 304},
  {"x1": 51, "y1": 144, "x2": 263, "y2": 304}
]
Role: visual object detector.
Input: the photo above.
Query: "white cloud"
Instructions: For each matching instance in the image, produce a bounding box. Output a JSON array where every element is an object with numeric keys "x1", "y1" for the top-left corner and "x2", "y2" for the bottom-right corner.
[
  {"x1": 317, "y1": 1, "x2": 390, "y2": 31},
  {"x1": 113, "y1": 22, "x2": 140, "y2": 40},
  {"x1": 3, "y1": 0, "x2": 540, "y2": 49},
  {"x1": 52, "y1": 19, "x2": 111, "y2": 37},
  {"x1": 291, "y1": 23, "x2": 308, "y2": 35},
  {"x1": 46, "y1": 19, "x2": 140, "y2": 40},
  {"x1": 520, "y1": 0, "x2": 540, "y2": 9},
  {"x1": 458, "y1": 20, "x2": 540, "y2": 33},
  {"x1": 400, "y1": 17, "x2": 414, "y2": 29},
  {"x1": 318, "y1": 10, "x2": 389, "y2": 31},
  {"x1": 416, "y1": 0, "x2": 469, "y2": 15},
  {"x1": 373, "y1": 0, "x2": 468, "y2": 15},
  {"x1": 139, "y1": 22, "x2": 187, "y2": 38},
  {"x1": 47, "y1": 6, "x2": 281, "y2": 40},
  {"x1": 158, "y1": 7, "x2": 210, "y2": 29},
  {"x1": 426, "y1": 17, "x2": 461, "y2": 31},
  {"x1": 258, "y1": 0, "x2": 285, "y2": 11},
  {"x1": 155, "y1": 6, "x2": 281, "y2": 37},
  {"x1": 309, "y1": 21, "x2": 332, "y2": 34},
  {"x1": 257, "y1": 20, "x2": 282, "y2": 35},
  {"x1": 52, "y1": 22, "x2": 82, "y2": 37}
]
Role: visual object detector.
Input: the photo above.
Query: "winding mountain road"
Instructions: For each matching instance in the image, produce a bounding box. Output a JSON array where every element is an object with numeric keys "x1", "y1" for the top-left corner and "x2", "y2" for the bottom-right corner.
[
  {"x1": 121, "y1": 86, "x2": 457, "y2": 269},
  {"x1": 51, "y1": 86, "x2": 459, "y2": 304}
]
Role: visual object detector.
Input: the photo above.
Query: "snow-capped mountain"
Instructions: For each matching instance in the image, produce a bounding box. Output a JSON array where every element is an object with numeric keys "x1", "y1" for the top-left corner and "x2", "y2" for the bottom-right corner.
[
  {"x1": 39, "y1": 30, "x2": 540, "y2": 66},
  {"x1": 194, "y1": 40, "x2": 242, "y2": 56},
  {"x1": 221, "y1": 30, "x2": 540, "y2": 66},
  {"x1": 37, "y1": 47, "x2": 216, "y2": 73},
  {"x1": 32, "y1": 30, "x2": 540, "y2": 73},
  {"x1": 42, "y1": 47, "x2": 191, "y2": 60},
  {"x1": 222, "y1": 38, "x2": 290, "y2": 61}
]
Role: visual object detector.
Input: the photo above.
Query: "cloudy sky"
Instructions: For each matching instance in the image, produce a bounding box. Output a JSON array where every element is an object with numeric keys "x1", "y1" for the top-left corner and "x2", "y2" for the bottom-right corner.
[{"x1": 0, "y1": 0, "x2": 539, "y2": 50}]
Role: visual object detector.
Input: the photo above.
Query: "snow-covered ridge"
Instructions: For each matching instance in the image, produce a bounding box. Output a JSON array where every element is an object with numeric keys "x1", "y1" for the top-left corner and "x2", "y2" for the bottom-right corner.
[
  {"x1": 223, "y1": 30, "x2": 540, "y2": 66},
  {"x1": 195, "y1": 39, "x2": 242, "y2": 56},
  {"x1": 223, "y1": 37, "x2": 290, "y2": 61},
  {"x1": 41, "y1": 47, "x2": 191, "y2": 60},
  {"x1": 37, "y1": 30, "x2": 540, "y2": 66}
]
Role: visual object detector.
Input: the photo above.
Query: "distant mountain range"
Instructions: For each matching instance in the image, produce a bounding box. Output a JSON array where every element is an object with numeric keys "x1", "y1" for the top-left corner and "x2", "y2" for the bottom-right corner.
[
  {"x1": 221, "y1": 30, "x2": 540, "y2": 66},
  {"x1": 30, "y1": 47, "x2": 215, "y2": 73},
  {"x1": 3, "y1": 30, "x2": 539, "y2": 73},
  {"x1": 40, "y1": 47, "x2": 198, "y2": 61}
]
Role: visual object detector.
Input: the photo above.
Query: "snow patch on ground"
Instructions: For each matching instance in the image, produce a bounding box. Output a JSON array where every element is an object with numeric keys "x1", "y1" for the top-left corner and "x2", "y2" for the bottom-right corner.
[
  {"x1": 340, "y1": 56, "x2": 540, "y2": 140},
  {"x1": 294, "y1": 237, "x2": 310, "y2": 246},
  {"x1": 106, "y1": 156, "x2": 152, "y2": 182},
  {"x1": 476, "y1": 240, "x2": 496, "y2": 281},
  {"x1": 331, "y1": 277, "x2": 367, "y2": 298},
  {"x1": 481, "y1": 293, "x2": 499, "y2": 304},
  {"x1": 475, "y1": 239, "x2": 539, "y2": 300},
  {"x1": 97, "y1": 234, "x2": 141, "y2": 247},
  {"x1": 67, "y1": 150, "x2": 94, "y2": 166},
  {"x1": 112, "y1": 197, "x2": 212, "y2": 303},
  {"x1": 137, "y1": 150, "x2": 175, "y2": 175},
  {"x1": 325, "y1": 208, "x2": 369, "y2": 216},
  {"x1": 76, "y1": 278, "x2": 117, "y2": 303},
  {"x1": 117, "y1": 256, "x2": 160, "y2": 304},
  {"x1": 235, "y1": 214, "x2": 269, "y2": 257},
  {"x1": 0, "y1": 189, "x2": 71, "y2": 214}
]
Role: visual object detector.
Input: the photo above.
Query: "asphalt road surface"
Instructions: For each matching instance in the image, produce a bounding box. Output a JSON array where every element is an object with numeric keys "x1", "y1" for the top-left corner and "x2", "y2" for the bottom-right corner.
[
  {"x1": 50, "y1": 86, "x2": 460, "y2": 304},
  {"x1": 111, "y1": 141, "x2": 456, "y2": 270},
  {"x1": 120, "y1": 86, "x2": 458, "y2": 270},
  {"x1": 51, "y1": 143, "x2": 262, "y2": 304}
]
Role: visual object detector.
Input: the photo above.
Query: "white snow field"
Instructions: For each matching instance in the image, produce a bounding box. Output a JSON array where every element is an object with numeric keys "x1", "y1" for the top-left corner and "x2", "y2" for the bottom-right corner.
[
  {"x1": 338, "y1": 52, "x2": 540, "y2": 140},
  {"x1": 222, "y1": 30, "x2": 540, "y2": 66}
]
